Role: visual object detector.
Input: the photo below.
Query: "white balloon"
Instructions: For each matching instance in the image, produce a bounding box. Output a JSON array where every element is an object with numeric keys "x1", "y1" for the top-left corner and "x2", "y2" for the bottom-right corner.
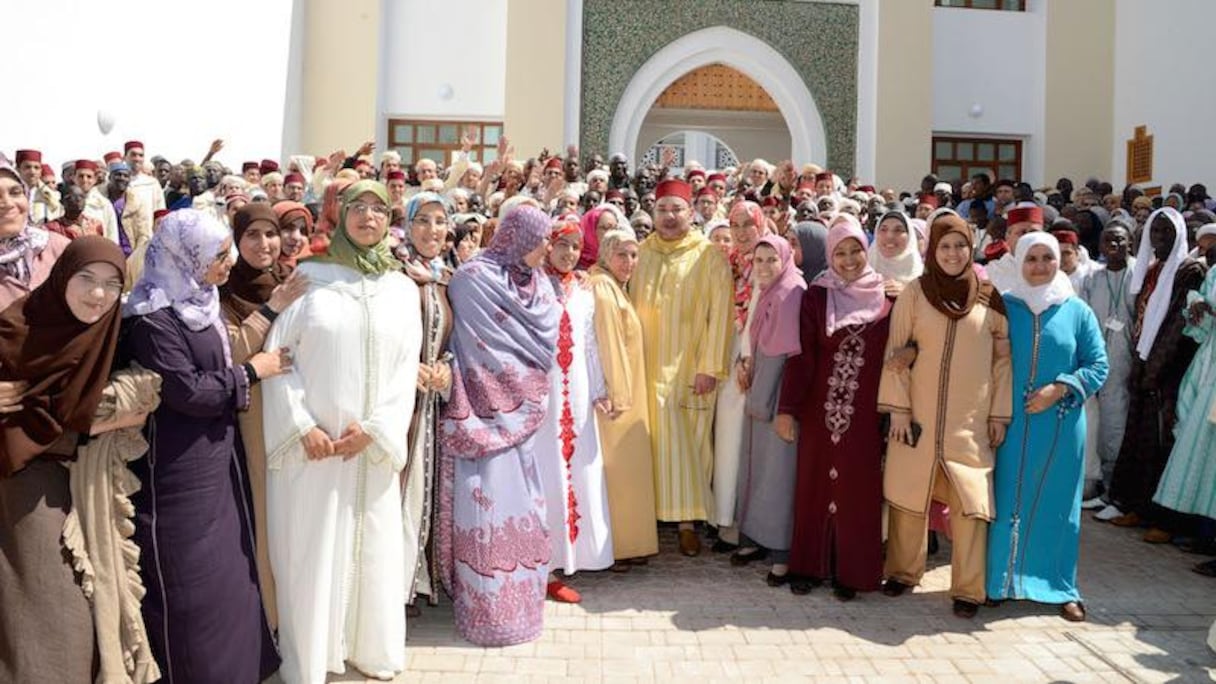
[{"x1": 97, "y1": 110, "x2": 115, "y2": 135}]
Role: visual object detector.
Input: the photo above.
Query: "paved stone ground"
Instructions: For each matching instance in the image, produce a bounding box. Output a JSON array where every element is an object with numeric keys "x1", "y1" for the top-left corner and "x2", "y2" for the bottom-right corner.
[{"x1": 300, "y1": 519, "x2": 1216, "y2": 683}]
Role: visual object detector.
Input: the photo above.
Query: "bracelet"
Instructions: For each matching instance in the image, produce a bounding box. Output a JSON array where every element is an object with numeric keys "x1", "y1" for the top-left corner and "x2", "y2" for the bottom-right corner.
[{"x1": 258, "y1": 304, "x2": 280, "y2": 323}]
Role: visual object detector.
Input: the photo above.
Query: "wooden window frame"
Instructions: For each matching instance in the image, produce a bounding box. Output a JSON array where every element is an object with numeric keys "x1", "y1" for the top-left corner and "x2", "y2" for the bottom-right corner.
[
  {"x1": 931, "y1": 136, "x2": 1024, "y2": 185},
  {"x1": 385, "y1": 118, "x2": 504, "y2": 168},
  {"x1": 1126, "y1": 125, "x2": 1153, "y2": 185},
  {"x1": 934, "y1": 0, "x2": 1026, "y2": 11}
]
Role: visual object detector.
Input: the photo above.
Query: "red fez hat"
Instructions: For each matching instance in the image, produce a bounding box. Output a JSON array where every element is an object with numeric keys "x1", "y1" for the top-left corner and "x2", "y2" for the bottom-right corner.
[
  {"x1": 654, "y1": 179, "x2": 692, "y2": 204},
  {"x1": 761, "y1": 195, "x2": 780, "y2": 208},
  {"x1": 260, "y1": 159, "x2": 280, "y2": 174},
  {"x1": 103, "y1": 151, "x2": 123, "y2": 164},
  {"x1": 153, "y1": 209, "x2": 171, "y2": 222},
  {"x1": 983, "y1": 240, "x2": 1008, "y2": 262},
  {"x1": 696, "y1": 186, "x2": 718, "y2": 200},
  {"x1": 605, "y1": 188, "x2": 625, "y2": 202},
  {"x1": 1052, "y1": 229, "x2": 1079, "y2": 246},
  {"x1": 385, "y1": 170, "x2": 406, "y2": 181},
  {"x1": 15, "y1": 149, "x2": 41, "y2": 164},
  {"x1": 123, "y1": 140, "x2": 144, "y2": 153},
  {"x1": 687, "y1": 169, "x2": 706, "y2": 180},
  {"x1": 74, "y1": 160, "x2": 99, "y2": 172},
  {"x1": 284, "y1": 172, "x2": 305, "y2": 185},
  {"x1": 1007, "y1": 205, "x2": 1044, "y2": 226},
  {"x1": 917, "y1": 193, "x2": 939, "y2": 208},
  {"x1": 707, "y1": 173, "x2": 727, "y2": 184},
  {"x1": 242, "y1": 161, "x2": 259, "y2": 172},
  {"x1": 543, "y1": 157, "x2": 563, "y2": 171},
  {"x1": 796, "y1": 180, "x2": 815, "y2": 191},
  {"x1": 40, "y1": 164, "x2": 54, "y2": 179},
  {"x1": 814, "y1": 172, "x2": 834, "y2": 183},
  {"x1": 859, "y1": 185, "x2": 876, "y2": 193}
]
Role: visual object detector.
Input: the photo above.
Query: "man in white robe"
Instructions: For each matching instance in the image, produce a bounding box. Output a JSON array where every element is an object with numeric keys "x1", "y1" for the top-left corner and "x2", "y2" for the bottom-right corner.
[{"x1": 75, "y1": 160, "x2": 120, "y2": 245}]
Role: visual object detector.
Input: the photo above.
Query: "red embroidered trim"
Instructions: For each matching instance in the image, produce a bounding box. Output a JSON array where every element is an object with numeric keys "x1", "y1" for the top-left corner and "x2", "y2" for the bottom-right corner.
[{"x1": 555, "y1": 308, "x2": 580, "y2": 543}]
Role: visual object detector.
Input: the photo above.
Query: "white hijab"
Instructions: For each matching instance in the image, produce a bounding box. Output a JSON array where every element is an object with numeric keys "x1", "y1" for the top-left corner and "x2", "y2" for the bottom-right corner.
[
  {"x1": 1130, "y1": 207, "x2": 1190, "y2": 360},
  {"x1": 868, "y1": 211, "x2": 923, "y2": 284},
  {"x1": 1008, "y1": 232, "x2": 1074, "y2": 315}
]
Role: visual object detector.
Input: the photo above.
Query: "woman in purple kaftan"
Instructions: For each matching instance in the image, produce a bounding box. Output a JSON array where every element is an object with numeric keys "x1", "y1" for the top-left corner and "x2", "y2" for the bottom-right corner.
[
  {"x1": 122, "y1": 210, "x2": 282, "y2": 683},
  {"x1": 437, "y1": 204, "x2": 560, "y2": 647}
]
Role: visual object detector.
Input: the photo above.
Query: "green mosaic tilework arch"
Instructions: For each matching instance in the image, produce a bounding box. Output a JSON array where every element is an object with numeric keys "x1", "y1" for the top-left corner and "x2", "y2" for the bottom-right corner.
[{"x1": 580, "y1": 0, "x2": 858, "y2": 176}]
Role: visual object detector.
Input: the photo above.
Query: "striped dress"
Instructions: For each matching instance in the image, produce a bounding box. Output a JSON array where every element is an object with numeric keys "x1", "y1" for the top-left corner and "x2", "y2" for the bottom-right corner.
[{"x1": 629, "y1": 230, "x2": 733, "y2": 522}]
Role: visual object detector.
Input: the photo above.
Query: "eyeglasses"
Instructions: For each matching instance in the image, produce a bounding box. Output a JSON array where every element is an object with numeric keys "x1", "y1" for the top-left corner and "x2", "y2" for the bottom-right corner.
[
  {"x1": 411, "y1": 217, "x2": 450, "y2": 229},
  {"x1": 348, "y1": 202, "x2": 389, "y2": 217},
  {"x1": 72, "y1": 273, "x2": 124, "y2": 297}
]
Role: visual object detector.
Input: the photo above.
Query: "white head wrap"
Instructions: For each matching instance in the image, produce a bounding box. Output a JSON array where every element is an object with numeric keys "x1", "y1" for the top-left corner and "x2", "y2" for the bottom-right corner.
[{"x1": 1129, "y1": 207, "x2": 1190, "y2": 360}]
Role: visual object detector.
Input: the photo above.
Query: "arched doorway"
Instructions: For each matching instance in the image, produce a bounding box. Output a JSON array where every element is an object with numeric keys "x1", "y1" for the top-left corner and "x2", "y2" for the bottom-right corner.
[
  {"x1": 637, "y1": 64, "x2": 792, "y2": 168},
  {"x1": 608, "y1": 26, "x2": 827, "y2": 167}
]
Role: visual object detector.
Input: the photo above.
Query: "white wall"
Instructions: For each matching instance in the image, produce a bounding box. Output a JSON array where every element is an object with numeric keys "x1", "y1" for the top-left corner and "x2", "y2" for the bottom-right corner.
[
  {"x1": 3, "y1": 0, "x2": 293, "y2": 170},
  {"x1": 1111, "y1": 0, "x2": 1216, "y2": 189},
  {"x1": 931, "y1": 3, "x2": 1047, "y2": 183},
  {"x1": 378, "y1": 0, "x2": 507, "y2": 126}
]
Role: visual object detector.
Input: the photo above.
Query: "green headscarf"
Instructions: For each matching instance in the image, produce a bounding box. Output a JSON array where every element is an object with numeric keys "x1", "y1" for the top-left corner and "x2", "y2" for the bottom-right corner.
[{"x1": 320, "y1": 179, "x2": 397, "y2": 275}]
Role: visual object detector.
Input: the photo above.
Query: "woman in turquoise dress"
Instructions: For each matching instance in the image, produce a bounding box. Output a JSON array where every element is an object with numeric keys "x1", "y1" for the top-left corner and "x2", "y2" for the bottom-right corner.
[
  {"x1": 1152, "y1": 241, "x2": 1216, "y2": 525},
  {"x1": 986, "y1": 232, "x2": 1108, "y2": 622}
]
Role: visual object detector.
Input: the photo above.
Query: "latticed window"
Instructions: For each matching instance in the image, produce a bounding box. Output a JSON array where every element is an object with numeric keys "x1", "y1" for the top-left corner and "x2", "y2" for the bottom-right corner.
[
  {"x1": 931, "y1": 136, "x2": 1022, "y2": 183},
  {"x1": 1126, "y1": 126, "x2": 1153, "y2": 185},
  {"x1": 654, "y1": 64, "x2": 778, "y2": 113},
  {"x1": 385, "y1": 119, "x2": 503, "y2": 168}
]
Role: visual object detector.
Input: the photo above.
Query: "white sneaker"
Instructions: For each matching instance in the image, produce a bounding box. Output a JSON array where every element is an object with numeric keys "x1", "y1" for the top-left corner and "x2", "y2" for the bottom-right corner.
[
  {"x1": 1093, "y1": 504, "x2": 1124, "y2": 521},
  {"x1": 1081, "y1": 497, "x2": 1106, "y2": 510}
]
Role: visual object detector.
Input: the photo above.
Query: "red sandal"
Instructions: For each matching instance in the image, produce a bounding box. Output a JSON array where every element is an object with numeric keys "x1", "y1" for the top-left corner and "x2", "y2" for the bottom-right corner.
[{"x1": 546, "y1": 580, "x2": 582, "y2": 604}]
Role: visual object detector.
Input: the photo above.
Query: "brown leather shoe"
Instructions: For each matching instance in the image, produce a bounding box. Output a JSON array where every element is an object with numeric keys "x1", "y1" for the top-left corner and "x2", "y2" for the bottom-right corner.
[
  {"x1": 1142, "y1": 527, "x2": 1172, "y2": 544},
  {"x1": 678, "y1": 529, "x2": 701, "y2": 557},
  {"x1": 1110, "y1": 512, "x2": 1143, "y2": 527},
  {"x1": 952, "y1": 599, "x2": 979, "y2": 619},
  {"x1": 1060, "y1": 601, "x2": 1086, "y2": 622}
]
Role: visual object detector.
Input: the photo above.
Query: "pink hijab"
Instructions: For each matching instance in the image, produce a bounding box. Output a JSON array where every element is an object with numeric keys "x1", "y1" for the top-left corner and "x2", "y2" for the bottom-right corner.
[
  {"x1": 812, "y1": 215, "x2": 891, "y2": 336},
  {"x1": 577, "y1": 206, "x2": 614, "y2": 269},
  {"x1": 749, "y1": 234, "x2": 806, "y2": 357}
]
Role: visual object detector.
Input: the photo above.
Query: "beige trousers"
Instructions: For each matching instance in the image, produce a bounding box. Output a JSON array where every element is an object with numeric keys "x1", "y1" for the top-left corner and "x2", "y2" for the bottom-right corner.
[{"x1": 885, "y1": 466, "x2": 988, "y2": 604}]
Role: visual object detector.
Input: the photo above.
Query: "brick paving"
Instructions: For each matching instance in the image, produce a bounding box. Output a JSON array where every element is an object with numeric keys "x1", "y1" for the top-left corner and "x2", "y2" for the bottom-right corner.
[{"x1": 293, "y1": 519, "x2": 1216, "y2": 683}]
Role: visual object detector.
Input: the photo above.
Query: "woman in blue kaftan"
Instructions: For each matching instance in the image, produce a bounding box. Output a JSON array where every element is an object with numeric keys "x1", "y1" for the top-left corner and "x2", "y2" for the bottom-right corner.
[{"x1": 986, "y1": 233, "x2": 1108, "y2": 622}]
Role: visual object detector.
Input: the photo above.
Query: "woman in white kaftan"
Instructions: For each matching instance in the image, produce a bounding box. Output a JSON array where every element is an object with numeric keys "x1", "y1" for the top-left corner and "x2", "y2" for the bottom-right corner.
[
  {"x1": 536, "y1": 219, "x2": 614, "y2": 585},
  {"x1": 262, "y1": 181, "x2": 421, "y2": 684}
]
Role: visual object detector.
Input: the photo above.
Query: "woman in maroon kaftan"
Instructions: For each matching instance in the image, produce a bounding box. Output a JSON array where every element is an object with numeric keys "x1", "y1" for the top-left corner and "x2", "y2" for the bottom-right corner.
[{"x1": 778, "y1": 215, "x2": 891, "y2": 599}]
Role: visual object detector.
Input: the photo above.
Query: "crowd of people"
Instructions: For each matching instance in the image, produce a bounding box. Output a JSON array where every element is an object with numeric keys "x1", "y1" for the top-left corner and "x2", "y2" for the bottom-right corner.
[{"x1": 1, "y1": 132, "x2": 1214, "y2": 683}]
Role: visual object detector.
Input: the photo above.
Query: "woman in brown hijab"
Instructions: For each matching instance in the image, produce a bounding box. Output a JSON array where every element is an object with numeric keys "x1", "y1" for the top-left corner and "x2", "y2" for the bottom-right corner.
[
  {"x1": 0, "y1": 236, "x2": 145, "y2": 682},
  {"x1": 273, "y1": 200, "x2": 315, "y2": 268},
  {"x1": 877, "y1": 214, "x2": 1013, "y2": 620},
  {"x1": 218, "y1": 203, "x2": 307, "y2": 630}
]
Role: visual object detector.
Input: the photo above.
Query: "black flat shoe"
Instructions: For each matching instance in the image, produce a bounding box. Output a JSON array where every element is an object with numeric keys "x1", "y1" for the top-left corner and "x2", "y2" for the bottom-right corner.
[
  {"x1": 711, "y1": 539, "x2": 739, "y2": 554},
  {"x1": 882, "y1": 579, "x2": 911, "y2": 597},
  {"x1": 833, "y1": 586, "x2": 857, "y2": 602},
  {"x1": 789, "y1": 577, "x2": 819, "y2": 595},
  {"x1": 765, "y1": 571, "x2": 789, "y2": 587},
  {"x1": 1192, "y1": 559, "x2": 1216, "y2": 577},
  {"x1": 952, "y1": 599, "x2": 979, "y2": 619},
  {"x1": 730, "y1": 547, "x2": 769, "y2": 566}
]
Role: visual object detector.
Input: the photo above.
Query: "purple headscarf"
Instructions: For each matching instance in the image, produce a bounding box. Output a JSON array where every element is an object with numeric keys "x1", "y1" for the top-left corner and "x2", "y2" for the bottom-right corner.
[
  {"x1": 440, "y1": 205, "x2": 560, "y2": 458},
  {"x1": 123, "y1": 209, "x2": 232, "y2": 331}
]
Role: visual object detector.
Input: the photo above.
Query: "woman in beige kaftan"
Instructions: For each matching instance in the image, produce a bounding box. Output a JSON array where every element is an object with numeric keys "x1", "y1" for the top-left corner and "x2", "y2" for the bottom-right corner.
[
  {"x1": 878, "y1": 214, "x2": 1012, "y2": 616},
  {"x1": 589, "y1": 229, "x2": 659, "y2": 561}
]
